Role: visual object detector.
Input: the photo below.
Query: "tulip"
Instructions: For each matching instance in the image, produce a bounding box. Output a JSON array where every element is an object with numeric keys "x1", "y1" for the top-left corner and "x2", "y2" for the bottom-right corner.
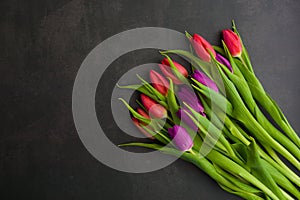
[
  {"x1": 159, "y1": 58, "x2": 188, "y2": 84},
  {"x1": 177, "y1": 109, "x2": 199, "y2": 131},
  {"x1": 177, "y1": 86, "x2": 204, "y2": 113},
  {"x1": 216, "y1": 53, "x2": 233, "y2": 72},
  {"x1": 222, "y1": 29, "x2": 242, "y2": 57},
  {"x1": 137, "y1": 108, "x2": 150, "y2": 123},
  {"x1": 168, "y1": 125, "x2": 194, "y2": 151},
  {"x1": 191, "y1": 34, "x2": 216, "y2": 62},
  {"x1": 140, "y1": 94, "x2": 167, "y2": 119},
  {"x1": 161, "y1": 58, "x2": 188, "y2": 77},
  {"x1": 191, "y1": 70, "x2": 219, "y2": 92},
  {"x1": 131, "y1": 117, "x2": 155, "y2": 139},
  {"x1": 150, "y1": 70, "x2": 169, "y2": 96}
]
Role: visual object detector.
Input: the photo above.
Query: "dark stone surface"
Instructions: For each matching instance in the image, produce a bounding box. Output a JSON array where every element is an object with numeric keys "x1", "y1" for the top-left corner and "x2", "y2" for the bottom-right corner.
[{"x1": 1, "y1": 0, "x2": 299, "y2": 199}]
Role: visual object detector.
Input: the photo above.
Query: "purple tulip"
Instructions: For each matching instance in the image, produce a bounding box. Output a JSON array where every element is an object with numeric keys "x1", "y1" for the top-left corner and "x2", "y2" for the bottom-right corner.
[
  {"x1": 191, "y1": 70, "x2": 219, "y2": 92},
  {"x1": 176, "y1": 108, "x2": 206, "y2": 132},
  {"x1": 168, "y1": 125, "x2": 194, "y2": 151},
  {"x1": 176, "y1": 109, "x2": 198, "y2": 131},
  {"x1": 177, "y1": 86, "x2": 204, "y2": 113},
  {"x1": 216, "y1": 53, "x2": 233, "y2": 72}
]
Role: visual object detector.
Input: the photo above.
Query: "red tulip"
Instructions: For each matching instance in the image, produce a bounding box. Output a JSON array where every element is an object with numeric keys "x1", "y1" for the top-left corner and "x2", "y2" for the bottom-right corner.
[
  {"x1": 131, "y1": 117, "x2": 155, "y2": 139},
  {"x1": 161, "y1": 58, "x2": 188, "y2": 77},
  {"x1": 140, "y1": 94, "x2": 167, "y2": 118},
  {"x1": 150, "y1": 70, "x2": 169, "y2": 96},
  {"x1": 159, "y1": 58, "x2": 188, "y2": 84},
  {"x1": 222, "y1": 29, "x2": 242, "y2": 57},
  {"x1": 192, "y1": 34, "x2": 216, "y2": 62},
  {"x1": 137, "y1": 108, "x2": 150, "y2": 123}
]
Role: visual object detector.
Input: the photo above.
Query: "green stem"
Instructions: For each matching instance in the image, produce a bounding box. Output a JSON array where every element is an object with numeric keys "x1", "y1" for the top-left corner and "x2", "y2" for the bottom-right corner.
[
  {"x1": 241, "y1": 108, "x2": 300, "y2": 170},
  {"x1": 206, "y1": 150, "x2": 280, "y2": 200},
  {"x1": 234, "y1": 123, "x2": 300, "y2": 187}
]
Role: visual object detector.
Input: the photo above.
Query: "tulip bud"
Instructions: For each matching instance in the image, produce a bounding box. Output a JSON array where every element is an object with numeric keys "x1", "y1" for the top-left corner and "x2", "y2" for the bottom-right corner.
[
  {"x1": 176, "y1": 109, "x2": 198, "y2": 131},
  {"x1": 159, "y1": 58, "x2": 188, "y2": 84},
  {"x1": 168, "y1": 125, "x2": 194, "y2": 151},
  {"x1": 177, "y1": 86, "x2": 204, "y2": 113},
  {"x1": 136, "y1": 108, "x2": 150, "y2": 124},
  {"x1": 131, "y1": 117, "x2": 155, "y2": 139},
  {"x1": 191, "y1": 70, "x2": 219, "y2": 92},
  {"x1": 140, "y1": 94, "x2": 167, "y2": 119},
  {"x1": 191, "y1": 34, "x2": 216, "y2": 62},
  {"x1": 222, "y1": 29, "x2": 242, "y2": 57},
  {"x1": 150, "y1": 70, "x2": 169, "y2": 96},
  {"x1": 216, "y1": 53, "x2": 233, "y2": 72},
  {"x1": 161, "y1": 58, "x2": 188, "y2": 77}
]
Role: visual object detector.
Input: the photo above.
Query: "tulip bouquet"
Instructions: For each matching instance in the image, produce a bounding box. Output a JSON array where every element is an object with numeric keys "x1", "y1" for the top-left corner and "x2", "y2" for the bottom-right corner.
[{"x1": 118, "y1": 21, "x2": 300, "y2": 200}]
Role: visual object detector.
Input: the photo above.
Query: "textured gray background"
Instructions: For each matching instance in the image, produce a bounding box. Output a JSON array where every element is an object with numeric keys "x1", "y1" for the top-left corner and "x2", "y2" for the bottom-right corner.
[{"x1": 1, "y1": 0, "x2": 299, "y2": 199}]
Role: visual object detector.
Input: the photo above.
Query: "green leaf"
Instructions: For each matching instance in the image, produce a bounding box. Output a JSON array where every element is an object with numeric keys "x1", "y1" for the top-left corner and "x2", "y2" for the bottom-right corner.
[
  {"x1": 118, "y1": 98, "x2": 150, "y2": 124},
  {"x1": 166, "y1": 78, "x2": 180, "y2": 124},
  {"x1": 218, "y1": 184, "x2": 264, "y2": 200},
  {"x1": 261, "y1": 159, "x2": 300, "y2": 199},
  {"x1": 206, "y1": 149, "x2": 280, "y2": 200},
  {"x1": 246, "y1": 138, "x2": 286, "y2": 200},
  {"x1": 161, "y1": 53, "x2": 189, "y2": 84},
  {"x1": 141, "y1": 125, "x2": 171, "y2": 145},
  {"x1": 214, "y1": 164, "x2": 262, "y2": 194},
  {"x1": 190, "y1": 79, "x2": 233, "y2": 115},
  {"x1": 117, "y1": 83, "x2": 167, "y2": 108},
  {"x1": 136, "y1": 74, "x2": 166, "y2": 103},
  {"x1": 161, "y1": 49, "x2": 214, "y2": 79},
  {"x1": 232, "y1": 143, "x2": 248, "y2": 163},
  {"x1": 212, "y1": 45, "x2": 226, "y2": 56}
]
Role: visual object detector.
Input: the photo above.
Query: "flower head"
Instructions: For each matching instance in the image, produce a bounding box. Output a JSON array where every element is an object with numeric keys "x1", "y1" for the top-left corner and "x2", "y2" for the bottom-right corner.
[
  {"x1": 150, "y1": 70, "x2": 169, "y2": 96},
  {"x1": 140, "y1": 94, "x2": 167, "y2": 119},
  {"x1": 216, "y1": 53, "x2": 233, "y2": 72},
  {"x1": 159, "y1": 58, "x2": 188, "y2": 84},
  {"x1": 191, "y1": 70, "x2": 219, "y2": 92},
  {"x1": 168, "y1": 125, "x2": 194, "y2": 151},
  {"x1": 177, "y1": 86, "x2": 204, "y2": 113},
  {"x1": 222, "y1": 29, "x2": 242, "y2": 57},
  {"x1": 192, "y1": 34, "x2": 216, "y2": 62},
  {"x1": 131, "y1": 117, "x2": 155, "y2": 139},
  {"x1": 177, "y1": 108, "x2": 202, "y2": 132},
  {"x1": 136, "y1": 108, "x2": 150, "y2": 123}
]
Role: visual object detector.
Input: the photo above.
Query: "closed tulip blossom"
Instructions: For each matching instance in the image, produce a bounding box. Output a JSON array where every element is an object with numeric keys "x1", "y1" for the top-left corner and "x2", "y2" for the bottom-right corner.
[
  {"x1": 131, "y1": 117, "x2": 155, "y2": 139},
  {"x1": 150, "y1": 70, "x2": 169, "y2": 96},
  {"x1": 216, "y1": 53, "x2": 233, "y2": 72},
  {"x1": 191, "y1": 70, "x2": 219, "y2": 92},
  {"x1": 168, "y1": 125, "x2": 194, "y2": 151},
  {"x1": 222, "y1": 29, "x2": 242, "y2": 57},
  {"x1": 159, "y1": 58, "x2": 188, "y2": 84},
  {"x1": 140, "y1": 94, "x2": 167, "y2": 119},
  {"x1": 191, "y1": 34, "x2": 216, "y2": 62},
  {"x1": 177, "y1": 86, "x2": 204, "y2": 113},
  {"x1": 137, "y1": 108, "x2": 150, "y2": 122},
  {"x1": 176, "y1": 108, "x2": 205, "y2": 132}
]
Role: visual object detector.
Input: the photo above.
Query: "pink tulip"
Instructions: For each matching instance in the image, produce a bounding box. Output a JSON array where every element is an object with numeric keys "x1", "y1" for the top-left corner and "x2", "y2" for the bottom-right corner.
[
  {"x1": 159, "y1": 58, "x2": 188, "y2": 84},
  {"x1": 150, "y1": 70, "x2": 169, "y2": 96},
  {"x1": 192, "y1": 34, "x2": 216, "y2": 62},
  {"x1": 131, "y1": 117, "x2": 155, "y2": 139}
]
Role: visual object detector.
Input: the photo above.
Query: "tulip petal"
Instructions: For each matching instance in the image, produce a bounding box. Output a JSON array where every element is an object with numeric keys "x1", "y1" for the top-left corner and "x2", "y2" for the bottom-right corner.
[
  {"x1": 192, "y1": 70, "x2": 219, "y2": 92},
  {"x1": 168, "y1": 125, "x2": 193, "y2": 151},
  {"x1": 140, "y1": 94, "x2": 167, "y2": 119},
  {"x1": 222, "y1": 29, "x2": 242, "y2": 57},
  {"x1": 150, "y1": 70, "x2": 169, "y2": 96},
  {"x1": 192, "y1": 34, "x2": 216, "y2": 62}
]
